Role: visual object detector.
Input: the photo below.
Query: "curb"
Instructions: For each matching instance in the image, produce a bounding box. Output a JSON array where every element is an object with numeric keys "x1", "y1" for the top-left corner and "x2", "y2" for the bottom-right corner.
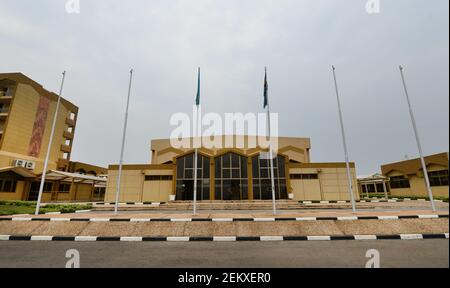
[
  {"x1": 44, "y1": 210, "x2": 92, "y2": 215},
  {"x1": 0, "y1": 233, "x2": 448, "y2": 242},
  {"x1": 299, "y1": 199, "x2": 447, "y2": 204},
  {"x1": 94, "y1": 202, "x2": 164, "y2": 206},
  {"x1": 1, "y1": 214, "x2": 448, "y2": 222},
  {"x1": 88, "y1": 199, "x2": 448, "y2": 206}
]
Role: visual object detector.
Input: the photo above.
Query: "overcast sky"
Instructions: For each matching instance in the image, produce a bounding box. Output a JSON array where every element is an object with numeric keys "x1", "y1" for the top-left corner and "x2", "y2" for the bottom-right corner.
[{"x1": 0, "y1": 0, "x2": 448, "y2": 175}]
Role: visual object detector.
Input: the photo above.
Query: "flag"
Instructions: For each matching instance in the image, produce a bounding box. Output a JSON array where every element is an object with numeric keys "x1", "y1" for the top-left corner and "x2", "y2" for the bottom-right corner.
[
  {"x1": 196, "y1": 67, "x2": 201, "y2": 106},
  {"x1": 264, "y1": 67, "x2": 268, "y2": 108}
]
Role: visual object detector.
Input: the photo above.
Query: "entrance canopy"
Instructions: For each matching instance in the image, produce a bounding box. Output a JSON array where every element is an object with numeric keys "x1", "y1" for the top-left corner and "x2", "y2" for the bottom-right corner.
[
  {"x1": 0, "y1": 167, "x2": 36, "y2": 178},
  {"x1": 358, "y1": 173, "x2": 388, "y2": 184},
  {"x1": 42, "y1": 170, "x2": 107, "y2": 187}
]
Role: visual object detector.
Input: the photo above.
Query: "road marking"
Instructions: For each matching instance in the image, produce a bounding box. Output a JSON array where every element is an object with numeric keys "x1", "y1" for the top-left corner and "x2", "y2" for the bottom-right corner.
[
  {"x1": 254, "y1": 218, "x2": 276, "y2": 222},
  {"x1": 212, "y1": 218, "x2": 233, "y2": 222},
  {"x1": 120, "y1": 237, "x2": 143, "y2": 242},
  {"x1": 167, "y1": 237, "x2": 190, "y2": 242},
  {"x1": 0, "y1": 235, "x2": 10, "y2": 241},
  {"x1": 75, "y1": 236, "x2": 97, "y2": 242},
  {"x1": 418, "y1": 215, "x2": 439, "y2": 219},
  {"x1": 400, "y1": 234, "x2": 424, "y2": 240},
  {"x1": 296, "y1": 217, "x2": 317, "y2": 221},
  {"x1": 90, "y1": 218, "x2": 110, "y2": 222},
  {"x1": 337, "y1": 216, "x2": 358, "y2": 221},
  {"x1": 213, "y1": 236, "x2": 237, "y2": 242},
  {"x1": 30, "y1": 236, "x2": 53, "y2": 241},
  {"x1": 171, "y1": 218, "x2": 192, "y2": 222},
  {"x1": 378, "y1": 216, "x2": 399, "y2": 220},
  {"x1": 50, "y1": 218, "x2": 71, "y2": 222},
  {"x1": 12, "y1": 218, "x2": 32, "y2": 221},
  {"x1": 354, "y1": 235, "x2": 377, "y2": 240},
  {"x1": 260, "y1": 236, "x2": 284, "y2": 241},
  {"x1": 130, "y1": 218, "x2": 151, "y2": 222},
  {"x1": 307, "y1": 236, "x2": 331, "y2": 241}
]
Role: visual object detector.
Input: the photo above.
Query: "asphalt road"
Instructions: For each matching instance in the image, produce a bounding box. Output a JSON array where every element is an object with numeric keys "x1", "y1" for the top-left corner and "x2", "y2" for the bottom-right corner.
[{"x1": 0, "y1": 240, "x2": 448, "y2": 268}]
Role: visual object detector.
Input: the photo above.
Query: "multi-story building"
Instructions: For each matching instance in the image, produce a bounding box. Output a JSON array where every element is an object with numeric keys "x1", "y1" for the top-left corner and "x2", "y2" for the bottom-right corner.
[
  {"x1": 0, "y1": 73, "x2": 77, "y2": 172},
  {"x1": 0, "y1": 73, "x2": 106, "y2": 202},
  {"x1": 105, "y1": 136, "x2": 360, "y2": 203}
]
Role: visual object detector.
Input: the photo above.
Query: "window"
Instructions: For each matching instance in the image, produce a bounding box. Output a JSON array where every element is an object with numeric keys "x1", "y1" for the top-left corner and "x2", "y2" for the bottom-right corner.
[
  {"x1": 376, "y1": 183, "x2": 386, "y2": 193},
  {"x1": 43, "y1": 182, "x2": 53, "y2": 193},
  {"x1": 176, "y1": 153, "x2": 210, "y2": 201},
  {"x1": 215, "y1": 153, "x2": 248, "y2": 200},
  {"x1": 252, "y1": 154, "x2": 288, "y2": 200},
  {"x1": 390, "y1": 176, "x2": 410, "y2": 189},
  {"x1": 429, "y1": 170, "x2": 449, "y2": 187},
  {"x1": 59, "y1": 184, "x2": 71, "y2": 193},
  {"x1": 145, "y1": 175, "x2": 173, "y2": 181},
  {"x1": 290, "y1": 174, "x2": 319, "y2": 180},
  {"x1": 0, "y1": 180, "x2": 17, "y2": 193}
]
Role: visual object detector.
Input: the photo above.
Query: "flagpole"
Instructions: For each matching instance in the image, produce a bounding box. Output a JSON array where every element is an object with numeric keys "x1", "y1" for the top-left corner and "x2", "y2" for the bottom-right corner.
[
  {"x1": 265, "y1": 67, "x2": 277, "y2": 215},
  {"x1": 193, "y1": 67, "x2": 201, "y2": 215},
  {"x1": 399, "y1": 66, "x2": 436, "y2": 212},
  {"x1": 331, "y1": 66, "x2": 357, "y2": 213},
  {"x1": 35, "y1": 71, "x2": 66, "y2": 216},
  {"x1": 114, "y1": 69, "x2": 134, "y2": 215}
]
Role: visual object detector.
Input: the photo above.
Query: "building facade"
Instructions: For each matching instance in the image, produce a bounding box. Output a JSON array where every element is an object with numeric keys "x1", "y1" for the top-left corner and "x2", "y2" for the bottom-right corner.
[
  {"x1": 381, "y1": 152, "x2": 449, "y2": 198},
  {"x1": 0, "y1": 73, "x2": 106, "y2": 202},
  {"x1": 357, "y1": 173, "x2": 389, "y2": 198},
  {"x1": 105, "y1": 136, "x2": 359, "y2": 203}
]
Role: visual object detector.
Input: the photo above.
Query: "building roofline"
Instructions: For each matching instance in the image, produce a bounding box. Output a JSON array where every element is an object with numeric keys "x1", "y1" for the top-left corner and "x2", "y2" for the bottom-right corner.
[{"x1": 0, "y1": 72, "x2": 78, "y2": 112}]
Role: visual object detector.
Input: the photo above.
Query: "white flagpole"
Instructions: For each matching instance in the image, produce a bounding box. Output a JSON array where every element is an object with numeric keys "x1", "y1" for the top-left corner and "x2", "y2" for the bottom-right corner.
[
  {"x1": 114, "y1": 69, "x2": 134, "y2": 215},
  {"x1": 193, "y1": 67, "x2": 201, "y2": 215},
  {"x1": 332, "y1": 66, "x2": 357, "y2": 213},
  {"x1": 399, "y1": 66, "x2": 436, "y2": 212},
  {"x1": 265, "y1": 68, "x2": 277, "y2": 215},
  {"x1": 35, "y1": 71, "x2": 66, "y2": 216},
  {"x1": 193, "y1": 109, "x2": 199, "y2": 215}
]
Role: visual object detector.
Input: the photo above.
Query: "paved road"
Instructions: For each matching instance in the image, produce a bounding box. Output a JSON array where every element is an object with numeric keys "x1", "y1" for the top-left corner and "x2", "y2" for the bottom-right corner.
[{"x1": 0, "y1": 240, "x2": 448, "y2": 268}]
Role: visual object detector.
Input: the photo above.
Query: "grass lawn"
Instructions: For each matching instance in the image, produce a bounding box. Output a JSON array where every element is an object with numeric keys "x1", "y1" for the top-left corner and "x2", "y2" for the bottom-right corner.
[{"x1": 0, "y1": 201, "x2": 92, "y2": 216}]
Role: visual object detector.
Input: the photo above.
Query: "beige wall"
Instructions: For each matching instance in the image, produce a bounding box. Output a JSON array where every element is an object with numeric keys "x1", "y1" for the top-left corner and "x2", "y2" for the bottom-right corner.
[
  {"x1": 388, "y1": 165, "x2": 449, "y2": 198},
  {"x1": 290, "y1": 167, "x2": 360, "y2": 201},
  {"x1": 105, "y1": 168, "x2": 174, "y2": 203}
]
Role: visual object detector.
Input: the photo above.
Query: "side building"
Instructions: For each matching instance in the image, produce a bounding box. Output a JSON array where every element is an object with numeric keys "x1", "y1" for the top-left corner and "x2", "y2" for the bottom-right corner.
[
  {"x1": 105, "y1": 136, "x2": 359, "y2": 203},
  {"x1": 381, "y1": 152, "x2": 449, "y2": 198},
  {"x1": 0, "y1": 73, "x2": 106, "y2": 202}
]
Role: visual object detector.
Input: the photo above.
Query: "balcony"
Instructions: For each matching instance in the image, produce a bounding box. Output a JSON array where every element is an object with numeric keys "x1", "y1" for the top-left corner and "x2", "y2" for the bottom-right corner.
[
  {"x1": 60, "y1": 144, "x2": 72, "y2": 153},
  {"x1": 0, "y1": 108, "x2": 9, "y2": 119},
  {"x1": 65, "y1": 117, "x2": 76, "y2": 127},
  {"x1": 63, "y1": 130, "x2": 74, "y2": 139},
  {"x1": 57, "y1": 158, "x2": 69, "y2": 169},
  {"x1": 0, "y1": 95, "x2": 12, "y2": 103}
]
